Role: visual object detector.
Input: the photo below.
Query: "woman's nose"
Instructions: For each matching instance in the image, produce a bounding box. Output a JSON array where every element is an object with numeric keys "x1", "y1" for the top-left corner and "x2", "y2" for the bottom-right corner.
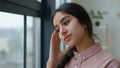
[{"x1": 60, "y1": 27, "x2": 67, "y2": 35}]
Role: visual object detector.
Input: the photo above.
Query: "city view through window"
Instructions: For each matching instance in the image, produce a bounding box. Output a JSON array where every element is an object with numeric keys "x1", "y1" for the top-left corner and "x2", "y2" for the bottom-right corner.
[{"x1": 0, "y1": 12, "x2": 34, "y2": 68}]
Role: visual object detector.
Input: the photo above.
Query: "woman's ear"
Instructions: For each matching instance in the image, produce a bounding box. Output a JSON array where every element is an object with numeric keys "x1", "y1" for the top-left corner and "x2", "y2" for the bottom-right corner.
[
  {"x1": 84, "y1": 25, "x2": 87, "y2": 28},
  {"x1": 83, "y1": 24, "x2": 87, "y2": 28}
]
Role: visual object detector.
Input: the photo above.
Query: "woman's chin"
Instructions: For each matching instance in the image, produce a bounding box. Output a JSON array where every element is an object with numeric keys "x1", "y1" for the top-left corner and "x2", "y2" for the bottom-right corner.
[
  {"x1": 65, "y1": 43, "x2": 75, "y2": 47},
  {"x1": 64, "y1": 41, "x2": 76, "y2": 47}
]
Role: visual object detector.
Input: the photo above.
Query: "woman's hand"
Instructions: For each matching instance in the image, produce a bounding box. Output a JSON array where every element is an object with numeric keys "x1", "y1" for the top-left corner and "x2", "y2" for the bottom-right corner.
[{"x1": 46, "y1": 31, "x2": 72, "y2": 68}]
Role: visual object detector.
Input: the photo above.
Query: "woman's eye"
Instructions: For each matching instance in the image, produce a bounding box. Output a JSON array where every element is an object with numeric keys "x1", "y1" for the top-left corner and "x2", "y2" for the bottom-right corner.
[
  {"x1": 63, "y1": 20, "x2": 70, "y2": 25},
  {"x1": 55, "y1": 29, "x2": 59, "y2": 32}
]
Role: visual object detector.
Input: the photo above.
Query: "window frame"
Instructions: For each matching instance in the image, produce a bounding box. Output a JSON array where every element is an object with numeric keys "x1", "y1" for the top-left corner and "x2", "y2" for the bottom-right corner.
[
  {"x1": 0, "y1": 0, "x2": 42, "y2": 17},
  {"x1": 0, "y1": 0, "x2": 55, "y2": 68}
]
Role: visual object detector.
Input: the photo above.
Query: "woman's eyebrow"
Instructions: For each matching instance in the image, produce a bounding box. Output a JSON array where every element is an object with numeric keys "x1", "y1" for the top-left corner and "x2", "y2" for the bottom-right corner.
[
  {"x1": 60, "y1": 16, "x2": 70, "y2": 23},
  {"x1": 53, "y1": 16, "x2": 70, "y2": 29}
]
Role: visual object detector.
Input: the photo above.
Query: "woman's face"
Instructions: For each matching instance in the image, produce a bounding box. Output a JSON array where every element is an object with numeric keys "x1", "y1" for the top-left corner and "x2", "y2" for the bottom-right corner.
[{"x1": 53, "y1": 12, "x2": 87, "y2": 47}]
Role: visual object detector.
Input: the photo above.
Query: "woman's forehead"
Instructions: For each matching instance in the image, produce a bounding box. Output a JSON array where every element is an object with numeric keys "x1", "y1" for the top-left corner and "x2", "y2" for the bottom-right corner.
[{"x1": 53, "y1": 12, "x2": 73, "y2": 24}]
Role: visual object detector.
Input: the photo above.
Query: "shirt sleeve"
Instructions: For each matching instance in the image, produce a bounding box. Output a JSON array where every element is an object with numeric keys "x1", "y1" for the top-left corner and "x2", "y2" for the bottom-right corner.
[{"x1": 106, "y1": 60, "x2": 120, "y2": 68}]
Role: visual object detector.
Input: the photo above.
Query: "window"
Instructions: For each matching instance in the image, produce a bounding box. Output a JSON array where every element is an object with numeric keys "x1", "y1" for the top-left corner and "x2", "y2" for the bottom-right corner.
[
  {"x1": 0, "y1": 11, "x2": 24, "y2": 68},
  {"x1": 37, "y1": 0, "x2": 41, "y2": 2},
  {"x1": 0, "y1": 0, "x2": 55, "y2": 68},
  {"x1": 26, "y1": 16, "x2": 41, "y2": 68},
  {"x1": 56, "y1": 0, "x2": 66, "y2": 9},
  {"x1": 0, "y1": 11, "x2": 41, "y2": 68}
]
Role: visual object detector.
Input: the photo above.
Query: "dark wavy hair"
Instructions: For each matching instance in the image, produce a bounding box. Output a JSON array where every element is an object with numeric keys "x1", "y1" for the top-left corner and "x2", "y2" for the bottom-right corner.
[{"x1": 51, "y1": 2, "x2": 93, "y2": 68}]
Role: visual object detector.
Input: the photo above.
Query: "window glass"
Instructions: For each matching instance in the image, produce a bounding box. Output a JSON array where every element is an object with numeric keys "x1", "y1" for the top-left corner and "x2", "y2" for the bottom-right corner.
[
  {"x1": 56, "y1": 0, "x2": 66, "y2": 9},
  {"x1": 27, "y1": 16, "x2": 33, "y2": 68},
  {"x1": 0, "y1": 11, "x2": 24, "y2": 68},
  {"x1": 0, "y1": 12, "x2": 41, "y2": 68},
  {"x1": 37, "y1": 0, "x2": 41, "y2": 2},
  {"x1": 27, "y1": 16, "x2": 41, "y2": 68}
]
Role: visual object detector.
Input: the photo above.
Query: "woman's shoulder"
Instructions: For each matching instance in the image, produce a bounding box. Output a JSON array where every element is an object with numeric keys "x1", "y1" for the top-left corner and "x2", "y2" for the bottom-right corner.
[
  {"x1": 105, "y1": 59, "x2": 120, "y2": 68},
  {"x1": 99, "y1": 49, "x2": 120, "y2": 68},
  {"x1": 91, "y1": 43, "x2": 120, "y2": 67}
]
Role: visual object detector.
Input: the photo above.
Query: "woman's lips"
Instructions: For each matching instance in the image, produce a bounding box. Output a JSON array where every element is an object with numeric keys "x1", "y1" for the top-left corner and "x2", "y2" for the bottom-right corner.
[{"x1": 64, "y1": 34, "x2": 71, "y2": 42}]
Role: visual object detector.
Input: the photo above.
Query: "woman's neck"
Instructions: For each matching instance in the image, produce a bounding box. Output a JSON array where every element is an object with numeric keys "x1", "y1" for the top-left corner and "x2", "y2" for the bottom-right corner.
[{"x1": 76, "y1": 36, "x2": 95, "y2": 52}]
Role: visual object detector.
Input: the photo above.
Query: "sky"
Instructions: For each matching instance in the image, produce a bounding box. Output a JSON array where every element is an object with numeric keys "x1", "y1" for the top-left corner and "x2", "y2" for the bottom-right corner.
[{"x1": 0, "y1": 11, "x2": 33, "y2": 29}]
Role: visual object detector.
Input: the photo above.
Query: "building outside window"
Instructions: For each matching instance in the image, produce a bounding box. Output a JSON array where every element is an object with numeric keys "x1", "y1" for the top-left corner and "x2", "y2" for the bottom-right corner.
[{"x1": 0, "y1": 11, "x2": 41, "y2": 68}]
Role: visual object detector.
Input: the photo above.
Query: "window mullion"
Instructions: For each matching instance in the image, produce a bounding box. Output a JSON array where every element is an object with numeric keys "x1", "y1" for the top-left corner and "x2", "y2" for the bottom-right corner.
[{"x1": 24, "y1": 15, "x2": 27, "y2": 68}]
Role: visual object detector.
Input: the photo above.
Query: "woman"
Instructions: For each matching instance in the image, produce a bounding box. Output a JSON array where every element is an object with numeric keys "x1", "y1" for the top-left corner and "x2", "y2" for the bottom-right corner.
[{"x1": 47, "y1": 2, "x2": 120, "y2": 68}]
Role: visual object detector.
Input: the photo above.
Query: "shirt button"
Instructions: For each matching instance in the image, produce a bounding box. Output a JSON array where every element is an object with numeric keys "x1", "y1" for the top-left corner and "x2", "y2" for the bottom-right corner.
[
  {"x1": 74, "y1": 58, "x2": 77, "y2": 60},
  {"x1": 78, "y1": 53, "x2": 80, "y2": 57},
  {"x1": 74, "y1": 66, "x2": 77, "y2": 68}
]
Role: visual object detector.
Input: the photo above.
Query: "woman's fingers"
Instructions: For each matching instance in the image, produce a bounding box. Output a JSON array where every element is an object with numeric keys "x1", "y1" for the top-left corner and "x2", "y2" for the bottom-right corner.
[
  {"x1": 49, "y1": 31, "x2": 73, "y2": 63},
  {"x1": 52, "y1": 31, "x2": 60, "y2": 48},
  {"x1": 49, "y1": 31, "x2": 61, "y2": 58},
  {"x1": 51, "y1": 31, "x2": 60, "y2": 51}
]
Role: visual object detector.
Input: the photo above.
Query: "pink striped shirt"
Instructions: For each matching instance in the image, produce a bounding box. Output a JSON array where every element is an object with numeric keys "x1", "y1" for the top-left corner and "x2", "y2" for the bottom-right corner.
[{"x1": 65, "y1": 43, "x2": 120, "y2": 68}]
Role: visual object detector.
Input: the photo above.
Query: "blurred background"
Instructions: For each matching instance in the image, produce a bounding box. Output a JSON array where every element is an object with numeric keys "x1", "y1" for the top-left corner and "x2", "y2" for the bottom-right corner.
[{"x1": 0, "y1": 0, "x2": 120, "y2": 68}]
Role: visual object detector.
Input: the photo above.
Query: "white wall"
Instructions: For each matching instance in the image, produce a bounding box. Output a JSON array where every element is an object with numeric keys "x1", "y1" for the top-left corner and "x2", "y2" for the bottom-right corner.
[{"x1": 67, "y1": 0, "x2": 120, "y2": 60}]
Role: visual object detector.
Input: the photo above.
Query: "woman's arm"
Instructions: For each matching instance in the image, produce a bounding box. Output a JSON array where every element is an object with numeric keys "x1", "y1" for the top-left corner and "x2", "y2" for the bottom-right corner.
[
  {"x1": 46, "y1": 31, "x2": 61, "y2": 68},
  {"x1": 46, "y1": 59, "x2": 56, "y2": 68},
  {"x1": 46, "y1": 31, "x2": 72, "y2": 68}
]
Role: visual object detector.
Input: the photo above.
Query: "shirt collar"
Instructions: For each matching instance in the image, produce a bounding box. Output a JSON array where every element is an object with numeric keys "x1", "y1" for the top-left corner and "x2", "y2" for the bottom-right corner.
[{"x1": 74, "y1": 43, "x2": 102, "y2": 62}]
